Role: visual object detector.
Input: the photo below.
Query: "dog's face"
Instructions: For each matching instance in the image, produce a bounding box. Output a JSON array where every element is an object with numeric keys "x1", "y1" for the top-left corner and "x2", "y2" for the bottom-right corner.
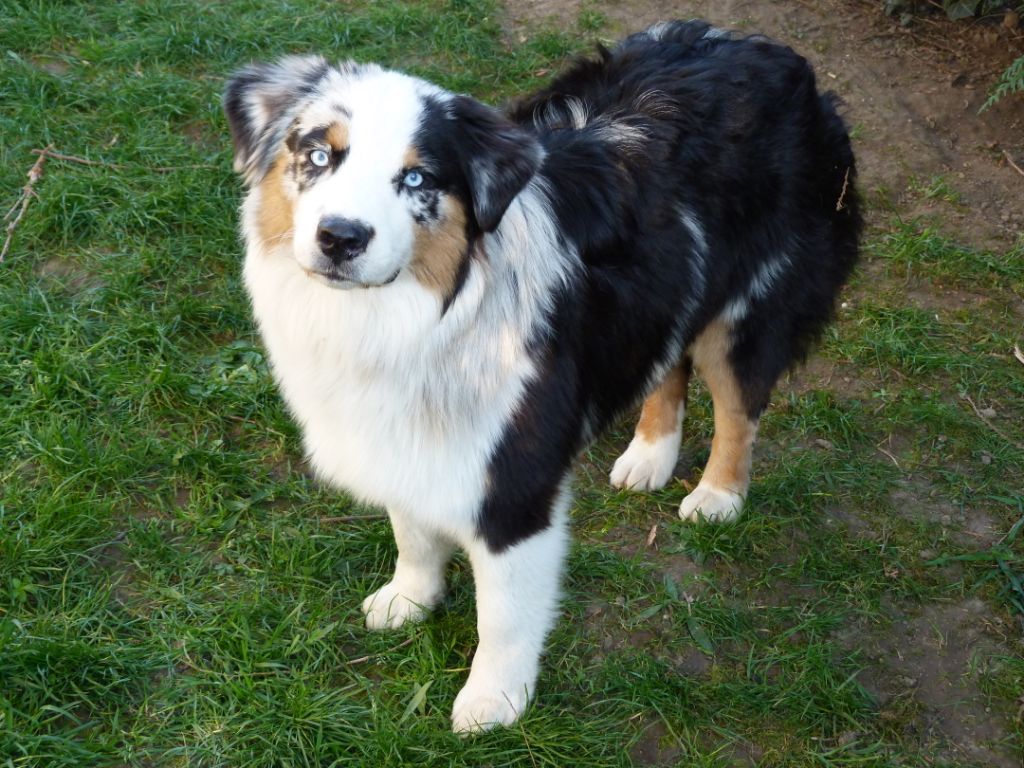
[{"x1": 224, "y1": 57, "x2": 542, "y2": 300}]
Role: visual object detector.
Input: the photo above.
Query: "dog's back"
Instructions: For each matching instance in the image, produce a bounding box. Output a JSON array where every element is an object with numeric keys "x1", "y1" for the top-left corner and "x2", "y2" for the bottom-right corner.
[{"x1": 504, "y1": 20, "x2": 860, "y2": 444}]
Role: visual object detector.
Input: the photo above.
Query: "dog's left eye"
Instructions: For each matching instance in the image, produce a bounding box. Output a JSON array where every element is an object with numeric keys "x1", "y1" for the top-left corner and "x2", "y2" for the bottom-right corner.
[
  {"x1": 403, "y1": 169, "x2": 425, "y2": 189},
  {"x1": 309, "y1": 149, "x2": 330, "y2": 167}
]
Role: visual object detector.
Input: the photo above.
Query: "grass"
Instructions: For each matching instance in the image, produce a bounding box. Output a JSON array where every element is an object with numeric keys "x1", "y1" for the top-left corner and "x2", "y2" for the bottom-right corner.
[{"x1": 1, "y1": 1, "x2": 1023, "y2": 766}]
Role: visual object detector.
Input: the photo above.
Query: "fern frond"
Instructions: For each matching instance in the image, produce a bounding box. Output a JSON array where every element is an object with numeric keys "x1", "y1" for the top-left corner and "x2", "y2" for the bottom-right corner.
[{"x1": 981, "y1": 55, "x2": 1024, "y2": 112}]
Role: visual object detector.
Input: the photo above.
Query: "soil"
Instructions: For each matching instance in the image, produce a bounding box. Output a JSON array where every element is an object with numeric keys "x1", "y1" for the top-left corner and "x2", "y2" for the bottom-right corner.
[
  {"x1": 503, "y1": 0, "x2": 1024, "y2": 763},
  {"x1": 836, "y1": 598, "x2": 1021, "y2": 768}
]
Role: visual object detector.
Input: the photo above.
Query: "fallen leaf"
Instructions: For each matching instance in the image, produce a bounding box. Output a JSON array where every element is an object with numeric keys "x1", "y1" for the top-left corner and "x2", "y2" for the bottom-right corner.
[
  {"x1": 400, "y1": 680, "x2": 434, "y2": 723},
  {"x1": 686, "y1": 615, "x2": 714, "y2": 655},
  {"x1": 664, "y1": 574, "x2": 679, "y2": 601}
]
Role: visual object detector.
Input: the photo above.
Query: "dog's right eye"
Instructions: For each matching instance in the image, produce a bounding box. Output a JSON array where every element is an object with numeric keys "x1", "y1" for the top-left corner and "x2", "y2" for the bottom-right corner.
[{"x1": 309, "y1": 149, "x2": 330, "y2": 167}]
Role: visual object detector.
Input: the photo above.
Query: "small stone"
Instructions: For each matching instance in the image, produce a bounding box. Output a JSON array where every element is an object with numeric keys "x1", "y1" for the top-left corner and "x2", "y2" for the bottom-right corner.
[
  {"x1": 981, "y1": 451, "x2": 993, "y2": 465},
  {"x1": 899, "y1": 675, "x2": 918, "y2": 688},
  {"x1": 920, "y1": 549, "x2": 936, "y2": 560},
  {"x1": 814, "y1": 438, "x2": 834, "y2": 450},
  {"x1": 980, "y1": 406, "x2": 997, "y2": 418},
  {"x1": 837, "y1": 731, "x2": 859, "y2": 747}
]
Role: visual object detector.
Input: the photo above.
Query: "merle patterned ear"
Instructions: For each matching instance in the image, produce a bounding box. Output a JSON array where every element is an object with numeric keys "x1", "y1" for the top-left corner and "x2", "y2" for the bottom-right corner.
[
  {"x1": 223, "y1": 56, "x2": 329, "y2": 185},
  {"x1": 449, "y1": 95, "x2": 543, "y2": 232}
]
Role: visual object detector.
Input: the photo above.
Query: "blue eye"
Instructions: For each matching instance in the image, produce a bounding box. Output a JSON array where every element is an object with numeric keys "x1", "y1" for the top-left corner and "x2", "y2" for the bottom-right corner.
[
  {"x1": 309, "y1": 149, "x2": 330, "y2": 167},
  {"x1": 403, "y1": 169, "x2": 424, "y2": 188}
]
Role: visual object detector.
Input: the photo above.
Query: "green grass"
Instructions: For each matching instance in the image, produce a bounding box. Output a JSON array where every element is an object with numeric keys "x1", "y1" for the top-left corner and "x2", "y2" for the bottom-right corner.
[{"x1": 2, "y1": 1, "x2": 1023, "y2": 766}]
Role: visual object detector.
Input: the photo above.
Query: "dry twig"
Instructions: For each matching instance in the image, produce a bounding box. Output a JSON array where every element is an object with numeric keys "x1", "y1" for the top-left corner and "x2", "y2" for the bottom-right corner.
[
  {"x1": 1004, "y1": 149, "x2": 1024, "y2": 179},
  {"x1": 2, "y1": 144, "x2": 220, "y2": 263},
  {"x1": 317, "y1": 514, "x2": 388, "y2": 525},
  {"x1": 876, "y1": 443, "x2": 901, "y2": 469},
  {"x1": 346, "y1": 635, "x2": 416, "y2": 665},
  {"x1": 30, "y1": 147, "x2": 121, "y2": 168},
  {"x1": 2, "y1": 145, "x2": 52, "y2": 263},
  {"x1": 30, "y1": 147, "x2": 215, "y2": 173},
  {"x1": 836, "y1": 167, "x2": 851, "y2": 211},
  {"x1": 961, "y1": 394, "x2": 1024, "y2": 452}
]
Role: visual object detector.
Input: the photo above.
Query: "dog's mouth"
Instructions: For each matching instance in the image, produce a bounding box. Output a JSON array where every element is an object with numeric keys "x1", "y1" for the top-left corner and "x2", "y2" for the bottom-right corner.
[{"x1": 305, "y1": 267, "x2": 401, "y2": 290}]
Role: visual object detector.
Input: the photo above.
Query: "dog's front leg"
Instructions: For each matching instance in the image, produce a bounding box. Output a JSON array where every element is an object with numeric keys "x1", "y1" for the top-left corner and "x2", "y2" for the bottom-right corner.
[
  {"x1": 451, "y1": 505, "x2": 569, "y2": 734},
  {"x1": 362, "y1": 511, "x2": 454, "y2": 630}
]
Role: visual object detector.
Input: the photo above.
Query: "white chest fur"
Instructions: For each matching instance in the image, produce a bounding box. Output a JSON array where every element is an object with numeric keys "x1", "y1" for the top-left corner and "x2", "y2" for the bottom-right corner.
[
  {"x1": 246, "y1": 261, "x2": 522, "y2": 529},
  {"x1": 240, "y1": 185, "x2": 574, "y2": 542}
]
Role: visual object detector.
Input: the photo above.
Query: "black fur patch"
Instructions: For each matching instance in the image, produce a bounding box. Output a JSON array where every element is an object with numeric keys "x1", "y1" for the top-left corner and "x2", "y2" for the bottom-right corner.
[
  {"x1": 476, "y1": 20, "x2": 860, "y2": 552},
  {"x1": 407, "y1": 188, "x2": 441, "y2": 224},
  {"x1": 417, "y1": 95, "x2": 543, "y2": 233},
  {"x1": 476, "y1": 331, "x2": 579, "y2": 551}
]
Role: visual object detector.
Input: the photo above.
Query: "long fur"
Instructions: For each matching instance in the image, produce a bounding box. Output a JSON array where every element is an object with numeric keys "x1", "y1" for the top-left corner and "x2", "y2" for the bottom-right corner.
[{"x1": 224, "y1": 20, "x2": 860, "y2": 732}]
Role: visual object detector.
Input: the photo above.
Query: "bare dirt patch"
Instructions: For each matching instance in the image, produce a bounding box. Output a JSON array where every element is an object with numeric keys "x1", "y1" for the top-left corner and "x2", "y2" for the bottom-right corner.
[
  {"x1": 36, "y1": 256, "x2": 104, "y2": 293},
  {"x1": 778, "y1": 353, "x2": 881, "y2": 401},
  {"x1": 889, "y1": 476, "x2": 1002, "y2": 548},
  {"x1": 838, "y1": 598, "x2": 1020, "y2": 767}
]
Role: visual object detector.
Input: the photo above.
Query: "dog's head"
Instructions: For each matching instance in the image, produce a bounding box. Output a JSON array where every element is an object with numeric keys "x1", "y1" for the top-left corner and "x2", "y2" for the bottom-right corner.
[{"x1": 224, "y1": 57, "x2": 542, "y2": 298}]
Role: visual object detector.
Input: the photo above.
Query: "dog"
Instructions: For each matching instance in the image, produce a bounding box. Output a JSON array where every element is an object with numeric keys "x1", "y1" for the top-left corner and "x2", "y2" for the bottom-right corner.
[{"x1": 224, "y1": 19, "x2": 860, "y2": 733}]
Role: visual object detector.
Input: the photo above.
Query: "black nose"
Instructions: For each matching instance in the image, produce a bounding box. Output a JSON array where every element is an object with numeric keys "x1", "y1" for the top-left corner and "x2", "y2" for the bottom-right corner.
[{"x1": 317, "y1": 217, "x2": 373, "y2": 262}]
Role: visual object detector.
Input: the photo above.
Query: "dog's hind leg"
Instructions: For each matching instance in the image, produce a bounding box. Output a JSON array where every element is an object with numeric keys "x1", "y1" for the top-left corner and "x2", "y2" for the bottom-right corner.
[
  {"x1": 680, "y1": 319, "x2": 759, "y2": 523},
  {"x1": 362, "y1": 511, "x2": 454, "y2": 630},
  {"x1": 610, "y1": 358, "x2": 690, "y2": 491}
]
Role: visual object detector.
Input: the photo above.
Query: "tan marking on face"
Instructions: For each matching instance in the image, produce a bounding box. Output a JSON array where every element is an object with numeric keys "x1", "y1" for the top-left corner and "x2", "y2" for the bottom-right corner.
[
  {"x1": 256, "y1": 152, "x2": 295, "y2": 247},
  {"x1": 403, "y1": 146, "x2": 421, "y2": 169},
  {"x1": 325, "y1": 121, "x2": 349, "y2": 152},
  {"x1": 636, "y1": 361, "x2": 689, "y2": 441},
  {"x1": 409, "y1": 195, "x2": 470, "y2": 299},
  {"x1": 689, "y1": 319, "x2": 758, "y2": 494}
]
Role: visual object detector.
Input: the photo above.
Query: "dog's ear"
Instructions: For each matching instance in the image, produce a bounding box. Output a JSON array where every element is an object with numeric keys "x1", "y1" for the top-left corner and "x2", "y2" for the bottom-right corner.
[
  {"x1": 449, "y1": 96, "x2": 543, "y2": 232},
  {"x1": 223, "y1": 56, "x2": 329, "y2": 185}
]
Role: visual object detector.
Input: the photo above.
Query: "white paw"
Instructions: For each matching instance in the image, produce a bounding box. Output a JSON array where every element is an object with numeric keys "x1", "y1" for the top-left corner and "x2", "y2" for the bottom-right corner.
[
  {"x1": 679, "y1": 483, "x2": 744, "y2": 523},
  {"x1": 610, "y1": 433, "x2": 680, "y2": 491},
  {"x1": 451, "y1": 680, "x2": 530, "y2": 734},
  {"x1": 361, "y1": 580, "x2": 438, "y2": 630}
]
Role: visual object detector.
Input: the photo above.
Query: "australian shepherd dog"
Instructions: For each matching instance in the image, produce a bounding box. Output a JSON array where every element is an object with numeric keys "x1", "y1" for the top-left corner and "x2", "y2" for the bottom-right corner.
[{"x1": 224, "y1": 20, "x2": 860, "y2": 733}]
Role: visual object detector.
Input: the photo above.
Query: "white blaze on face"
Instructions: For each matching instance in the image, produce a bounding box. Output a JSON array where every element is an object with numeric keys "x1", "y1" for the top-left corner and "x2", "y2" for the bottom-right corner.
[{"x1": 290, "y1": 70, "x2": 446, "y2": 286}]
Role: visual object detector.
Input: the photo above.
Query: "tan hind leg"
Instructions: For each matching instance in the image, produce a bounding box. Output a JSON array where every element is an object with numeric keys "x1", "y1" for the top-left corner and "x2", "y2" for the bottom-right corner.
[
  {"x1": 680, "y1": 319, "x2": 759, "y2": 522},
  {"x1": 610, "y1": 359, "x2": 690, "y2": 491}
]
